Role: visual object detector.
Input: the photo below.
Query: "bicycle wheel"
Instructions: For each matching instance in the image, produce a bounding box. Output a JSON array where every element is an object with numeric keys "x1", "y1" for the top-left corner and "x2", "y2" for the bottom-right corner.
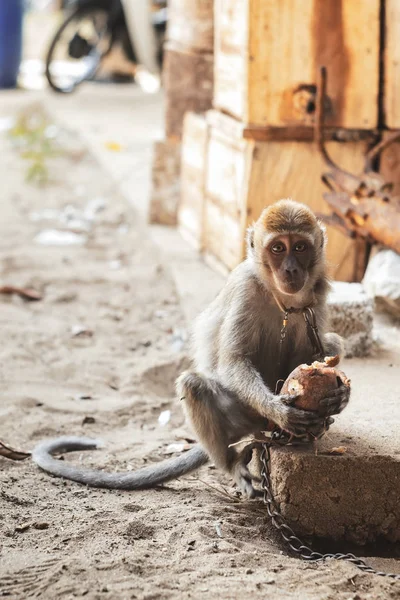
[{"x1": 45, "y1": 3, "x2": 112, "y2": 93}]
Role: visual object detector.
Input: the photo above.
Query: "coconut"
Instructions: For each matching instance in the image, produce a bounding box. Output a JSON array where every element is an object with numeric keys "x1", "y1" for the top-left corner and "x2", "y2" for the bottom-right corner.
[{"x1": 280, "y1": 355, "x2": 350, "y2": 413}]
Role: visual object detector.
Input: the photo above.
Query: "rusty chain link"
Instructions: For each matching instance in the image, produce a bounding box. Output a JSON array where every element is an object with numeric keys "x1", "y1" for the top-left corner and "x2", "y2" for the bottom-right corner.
[{"x1": 260, "y1": 431, "x2": 400, "y2": 581}]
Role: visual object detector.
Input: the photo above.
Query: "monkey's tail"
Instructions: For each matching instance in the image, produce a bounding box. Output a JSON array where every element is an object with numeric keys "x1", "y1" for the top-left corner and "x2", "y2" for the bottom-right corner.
[{"x1": 32, "y1": 436, "x2": 209, "y2": 490}]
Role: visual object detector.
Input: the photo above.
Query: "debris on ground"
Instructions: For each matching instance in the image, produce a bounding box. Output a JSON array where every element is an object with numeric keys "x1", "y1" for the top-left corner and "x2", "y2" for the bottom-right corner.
[
  {"x1": 158, "y1": 410, "x2": 171, "y2": 427},
  {"x1": 0, "y1": 440, "x2": 31, "y2": 461},
  {"x1": 34, "y1": 229, "x2": 87, "y2": 246},
  {"x1": 0, "y1": 285, "x2": 42, "y2": 301}
]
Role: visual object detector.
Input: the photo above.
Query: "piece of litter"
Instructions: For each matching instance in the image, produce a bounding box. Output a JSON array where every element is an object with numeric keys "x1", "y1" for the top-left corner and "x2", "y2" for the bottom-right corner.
[
  {"x1": 82, "y1": 416, "x2": 96, "y2": 425},
  {"x1": 105, "y1": 141, "x2": 123, "y2": 152},
  {"x1": 34, "y1": 229, "x2": 86, "y2": 246},
  {"x1": 71, "y1": 324, "x2": 94, "y2": 338},
  {"x1": 0, "y1": 286, "x2": 42, "y2": 301},
  {"x1": 163, "y1": 443, "x2": 192, "y2": 455},
  {"x1": 158, "y1": 410, "x2": 171, "y2": 427},
  {"x1": 214, "y1": 521, "x2": 223, "y2": 538},
  {"x1": 329, "y1": 446, "x2": 347, "y2": 455}
]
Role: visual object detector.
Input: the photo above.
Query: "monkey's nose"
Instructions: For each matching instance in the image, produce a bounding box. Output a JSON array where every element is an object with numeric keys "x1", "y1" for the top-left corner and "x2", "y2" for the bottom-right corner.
[{"x1": 285, "y1": 267, "x2": 298, "y2": 277}]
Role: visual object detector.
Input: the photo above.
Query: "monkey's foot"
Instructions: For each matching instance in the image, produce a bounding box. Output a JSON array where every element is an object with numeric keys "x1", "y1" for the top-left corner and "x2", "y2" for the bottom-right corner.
[
  {"x1": 232, "y1": 463, "x2": 261, "y2": 499},
  {"x1": 232, "y1": 444, "x2": 262, "y2": 499}
]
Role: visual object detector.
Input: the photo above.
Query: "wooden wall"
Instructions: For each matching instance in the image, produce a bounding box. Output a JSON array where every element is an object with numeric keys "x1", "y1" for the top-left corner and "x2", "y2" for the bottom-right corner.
[
  {"x1": 385, "y1": 0, "x2": 400, "y2": 128},
  {"x1": 214, "y1": 0, "x2": 380, "y2": 128}
]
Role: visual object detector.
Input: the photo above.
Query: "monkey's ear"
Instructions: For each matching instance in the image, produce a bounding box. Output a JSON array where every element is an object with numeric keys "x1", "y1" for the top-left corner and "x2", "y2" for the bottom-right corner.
[{"x1": 246, "y1": 225, "x2": 255, "y2": 255}]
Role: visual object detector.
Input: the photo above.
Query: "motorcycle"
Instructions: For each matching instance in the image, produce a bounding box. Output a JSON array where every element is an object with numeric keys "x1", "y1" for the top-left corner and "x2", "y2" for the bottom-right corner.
[{"x1": 45, "y1": 0, "x2": 167, "y2": 93}]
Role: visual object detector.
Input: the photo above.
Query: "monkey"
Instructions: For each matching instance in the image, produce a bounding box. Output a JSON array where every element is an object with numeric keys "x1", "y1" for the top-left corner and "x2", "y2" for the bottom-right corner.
[{"x1": 32, "y1": 199, "x2": 350, "y2": 497}]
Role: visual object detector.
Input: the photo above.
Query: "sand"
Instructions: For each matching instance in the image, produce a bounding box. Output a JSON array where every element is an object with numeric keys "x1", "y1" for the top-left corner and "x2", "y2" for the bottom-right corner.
[{"x1": 0, "y1": 102, "x2": 399, "y2": 600}]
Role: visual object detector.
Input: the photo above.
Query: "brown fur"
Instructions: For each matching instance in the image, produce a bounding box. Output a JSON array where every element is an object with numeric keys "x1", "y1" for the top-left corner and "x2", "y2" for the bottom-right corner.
[{"x1": 258, "y1": 198, "x2": 319, "y2": 233}]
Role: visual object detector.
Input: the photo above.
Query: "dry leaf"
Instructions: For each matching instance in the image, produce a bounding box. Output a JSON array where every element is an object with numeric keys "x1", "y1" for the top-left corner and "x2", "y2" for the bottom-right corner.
[
  {"x1": 0, "y1": 440, "x2": 31, "y2": 461},
  {"x1": 0, "y1": 285, "x2": 42, "y2": 301},
  {"x1": 329, "y1": 446, "x2": 347, "y2": 455}
]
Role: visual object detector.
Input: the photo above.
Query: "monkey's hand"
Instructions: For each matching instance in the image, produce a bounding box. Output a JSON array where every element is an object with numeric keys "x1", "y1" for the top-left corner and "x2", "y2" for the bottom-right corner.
[
  {"x1": 269, "y1": 394, "x2": 328, "y2": 437},
  {"x1": 318, "y1": 384, "x2": 350, "y2": 417}
]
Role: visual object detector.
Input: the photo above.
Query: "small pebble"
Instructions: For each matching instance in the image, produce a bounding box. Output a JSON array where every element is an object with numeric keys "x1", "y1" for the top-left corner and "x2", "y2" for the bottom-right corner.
[
  {"x1": 15, "y1": 522, "x2": 32, "y2": 532},
  {"x1": 33, "y1": 522, "x2": 49, "y2": 530}
]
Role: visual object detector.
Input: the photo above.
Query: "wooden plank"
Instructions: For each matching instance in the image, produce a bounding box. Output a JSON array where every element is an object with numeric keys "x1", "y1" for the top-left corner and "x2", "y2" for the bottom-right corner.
[
  {"x1": 205, "y1": 125, "x2": 253, "y2": 219},
  {"x1": 385, "y1": 0, "x2": 400, "y2": 127},
  {"x1": 203, "y1": 200, "x2": 244, "y2": 271},
  {"x1": 167, "y1": 0, "x2": 214, "y2": 54},
  {"x1": 379, "y1": 133, "x2": 400, "y2": 197},
  {"x1": 149, "y1": 139, "x2": 181, "y2": 225},
  {"x1": 178, "y1": 113, "x2": 209, "y2": 249},
  {"x1": 214, "y1": 0, "x2": 248, "y2": 121},
  {"x1": 164, "y1": 44, "x2": 213, "y2": 139},
  {"x1": 214, "y1": 0, "x2": 379, "y2": 129}
]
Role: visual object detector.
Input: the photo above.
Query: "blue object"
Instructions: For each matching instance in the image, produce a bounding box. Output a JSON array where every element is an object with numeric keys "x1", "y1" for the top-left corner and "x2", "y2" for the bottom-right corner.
[{"x1": 0, "y1": 0, "x2": 23, "y2": 88}]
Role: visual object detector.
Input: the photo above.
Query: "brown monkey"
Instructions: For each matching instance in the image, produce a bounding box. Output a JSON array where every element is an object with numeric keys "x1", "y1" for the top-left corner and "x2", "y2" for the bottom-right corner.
[{"x1": 32, "y1": 199, "x2": 349, "y2": 496}]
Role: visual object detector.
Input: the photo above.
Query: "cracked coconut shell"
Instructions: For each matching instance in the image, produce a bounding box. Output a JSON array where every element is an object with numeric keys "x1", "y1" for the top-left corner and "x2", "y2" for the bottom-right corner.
[{"x1": 281, "y1": 355, "x2": 351, "y2": 412}]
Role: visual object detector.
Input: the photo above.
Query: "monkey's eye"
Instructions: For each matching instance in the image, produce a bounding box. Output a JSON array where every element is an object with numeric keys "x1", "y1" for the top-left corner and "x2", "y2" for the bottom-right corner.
[
  {"x1": 294, "y1": 242, "x2": 308, "y2": 253},
  {"x1": 271, "y1": 242, "x2": 286, "y2": 254}
]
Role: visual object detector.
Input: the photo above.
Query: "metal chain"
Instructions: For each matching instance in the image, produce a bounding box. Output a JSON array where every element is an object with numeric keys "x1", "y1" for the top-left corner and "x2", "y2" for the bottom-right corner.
[
  {"x1": 276, "y1": 311, "x2": 289, "y2": 370},
  {"x1": 260, "y1": 432, "x2": 400, "y2": 581}
]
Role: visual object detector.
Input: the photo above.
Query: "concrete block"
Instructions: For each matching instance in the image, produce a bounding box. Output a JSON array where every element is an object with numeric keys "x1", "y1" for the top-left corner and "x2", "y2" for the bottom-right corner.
[
  {"x1": 327, "y1": 282, "x2": 374, "y2": 358},
  {"x1": 254, "y1": 354, "x2": 400, "y2": 545}
]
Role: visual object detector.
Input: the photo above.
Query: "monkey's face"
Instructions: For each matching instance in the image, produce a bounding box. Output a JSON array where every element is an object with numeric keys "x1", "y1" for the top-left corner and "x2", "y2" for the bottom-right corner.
[{"x1": 265, "y1": 234, "x2": 313, "y2": 295}]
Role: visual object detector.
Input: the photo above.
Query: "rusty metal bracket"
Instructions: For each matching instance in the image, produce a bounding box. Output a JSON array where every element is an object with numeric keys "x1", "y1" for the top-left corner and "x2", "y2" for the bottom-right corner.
[{"x1": 314, "y1": 66, "x2": 400, "y2": 256}]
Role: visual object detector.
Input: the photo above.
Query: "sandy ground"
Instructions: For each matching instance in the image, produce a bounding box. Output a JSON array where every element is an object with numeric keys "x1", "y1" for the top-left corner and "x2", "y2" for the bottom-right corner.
[{"x1": 0, "y1": 90, "x2": 399, "y2": 600}]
